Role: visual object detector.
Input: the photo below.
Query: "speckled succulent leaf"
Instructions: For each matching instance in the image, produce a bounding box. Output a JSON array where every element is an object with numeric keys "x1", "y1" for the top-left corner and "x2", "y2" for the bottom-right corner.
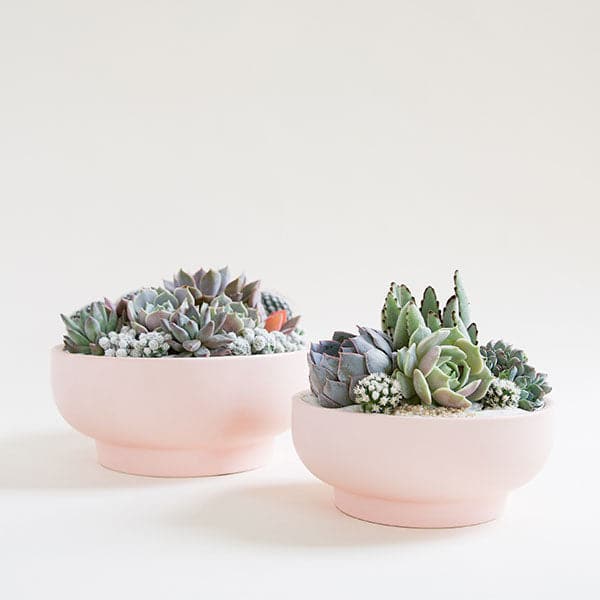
[
  {"x1": 427, "y1": 311, "x2": 442, "y2": 331},
  {"x1": 420, "y1": 286, "x2": 440, "y2": 322},
  {"x1": 381, "y1": 286, "x2": 401, "y2": 337},
  {"x1": 467, "y1": 323, "x2": 478, "y2": 345},
  {"x1": 442, "y1": 295, "x2": 458, "y2": 327},
  {"x1": 398, "y1": 284, "x2": 413, "y2": 306}
]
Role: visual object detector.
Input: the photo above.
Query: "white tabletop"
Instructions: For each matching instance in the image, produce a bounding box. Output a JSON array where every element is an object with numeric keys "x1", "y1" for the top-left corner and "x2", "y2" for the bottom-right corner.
[{"x1": 1, "y1": 378, "x2": 596, "y2": 600}]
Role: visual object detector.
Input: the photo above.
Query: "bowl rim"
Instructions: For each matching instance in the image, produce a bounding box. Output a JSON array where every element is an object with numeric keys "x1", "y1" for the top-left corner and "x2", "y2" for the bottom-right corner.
[
  {"x1": 293, "y1": 390, "x2": 554, "y2": 422},
  {"x1": 50, "y1": 344, "x2": 306, "y2": 363}
]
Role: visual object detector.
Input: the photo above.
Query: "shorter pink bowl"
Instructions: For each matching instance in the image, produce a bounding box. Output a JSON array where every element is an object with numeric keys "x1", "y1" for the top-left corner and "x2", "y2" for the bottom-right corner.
[
  {"x1": 50, "y1": 346, "x2": 306, "y2": 477},
  {"x1": 292, "y1": 392, "x2": 554, "y2": 528}
]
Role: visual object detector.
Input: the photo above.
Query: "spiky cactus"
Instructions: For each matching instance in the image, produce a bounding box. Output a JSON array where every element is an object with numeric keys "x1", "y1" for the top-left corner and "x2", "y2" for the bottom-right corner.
[
  {"x1": 480, "y1": 340, "x2": 551, "y2": 411},
  {"x1": 308, "y1": 328, "x2": 394, "y2": 408},
  {"x1": 61, "y1": 301, "x2": 120, "y2": 355},
  {"x1": 382, "y1": 270, "x2": 478, "y2": 347},
  {"x1": 483, "y1": 378, "x2": 521, "y2": 409},
  {"x1": 353, "y1": 373, "x2": 402, "y2": 414},
  {"x1": 261, "y1": 291, "x2": 292, "y2": 318}
]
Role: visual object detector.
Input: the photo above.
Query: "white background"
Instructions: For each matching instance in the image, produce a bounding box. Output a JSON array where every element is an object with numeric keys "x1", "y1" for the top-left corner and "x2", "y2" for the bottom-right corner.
[{"x1": 1, "y1": 1, "x2": 598, "y2": 598}]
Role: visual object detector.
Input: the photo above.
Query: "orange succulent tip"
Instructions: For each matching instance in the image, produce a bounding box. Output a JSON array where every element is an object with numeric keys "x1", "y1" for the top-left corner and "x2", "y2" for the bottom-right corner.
[{"x1": 265, "y1": 310, "x2": 287, "y2": 332}]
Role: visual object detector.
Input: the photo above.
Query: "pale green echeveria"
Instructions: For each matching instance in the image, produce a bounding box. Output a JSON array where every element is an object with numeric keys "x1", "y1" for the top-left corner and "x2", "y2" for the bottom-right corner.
[
  {"x1": 392, "y1": 304, "x2": 493, "y2": 409},
  {"x1": 382, "y1": 270, "x2": 478, "y2": 348},
  {"x1": 160, "y1": 302, "x2": 234, "y2": 357},
  {"x1": 61, "y1": 301, "x2": 120, "y2": 355},
  {"x1": 126, "y1": 287, "x2": 194, "y2": 334}
]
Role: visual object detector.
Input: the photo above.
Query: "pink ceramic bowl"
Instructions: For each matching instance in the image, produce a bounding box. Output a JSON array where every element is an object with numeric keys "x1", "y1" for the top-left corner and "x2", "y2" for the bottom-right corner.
[
  {"x1": 292, "y1": 392, "x2": 554, "y2": 528},
  {"x1": 50, "y1": 346, "x2": 307, "y2": 477}
]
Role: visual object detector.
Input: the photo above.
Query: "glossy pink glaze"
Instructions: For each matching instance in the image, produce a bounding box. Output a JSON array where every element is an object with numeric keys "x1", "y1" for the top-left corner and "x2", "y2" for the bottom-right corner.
[
  {"x1": 50, "y1": 346, "x2": 307, "y2": 477},
  {"x1": 292, "y1": 392, "x2": 554, "y2": 528}
]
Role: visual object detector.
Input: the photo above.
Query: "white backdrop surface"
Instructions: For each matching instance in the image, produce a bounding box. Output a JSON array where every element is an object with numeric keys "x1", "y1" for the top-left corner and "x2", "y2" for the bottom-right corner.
[{"x1": 0, "y1": 1, "x2": 598, "y2": 598}]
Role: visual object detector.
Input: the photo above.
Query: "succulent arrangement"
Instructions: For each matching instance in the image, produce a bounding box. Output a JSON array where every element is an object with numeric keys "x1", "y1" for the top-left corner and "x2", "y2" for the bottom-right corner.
[
  {"x1": 61, "y1": 267, "x2": 304, "y2": 358},
  {"x1": 309, "y1": 271, "x2": 550, "y2": 415}
]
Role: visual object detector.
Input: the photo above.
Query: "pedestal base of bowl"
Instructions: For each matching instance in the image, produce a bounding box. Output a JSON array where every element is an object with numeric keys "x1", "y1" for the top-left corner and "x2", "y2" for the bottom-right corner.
[
  {"x1": 334, "y1": 489, "x2": 506, "y2": 528},
  {"x1": 96, "y1": 441, "x2": 274, "y2": 477}
]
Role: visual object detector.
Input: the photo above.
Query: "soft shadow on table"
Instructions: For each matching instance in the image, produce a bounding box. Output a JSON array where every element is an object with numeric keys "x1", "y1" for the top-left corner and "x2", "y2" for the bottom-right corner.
[
  {"x1": 169, "y1": 481, "x2": 491, "y2": 548},
  {"x1": 0, "y1": 431, "x2": 178, "y2": 490}
]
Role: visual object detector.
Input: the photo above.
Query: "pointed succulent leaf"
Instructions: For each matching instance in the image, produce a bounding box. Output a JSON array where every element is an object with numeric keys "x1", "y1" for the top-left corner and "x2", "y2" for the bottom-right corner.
[
  {"x1": 453, "y1": 270, "x2": 471, "y2": 326},
  {"x1": 406, "y1": 302, "x2": 426, "y2": 338},
  {"x1": 443, "y1": 295, "x2": 458, "y2": 327},
  {"x1": 451, "y1": 311, "x2": 471, "y2": 340},
  {"x1": 83, "y1": 316, "x2": 102, "y2": 343},
  {"x1": 393, "y1": 302, "x2": 411, "y2": 349},
  {"x1": 61, "y1": 314, "x2": 85, "y2": 335},
  {"x1": 408, "y1": 326, "x2": 431, "y2": 347},
  {"x1": 182, "y1": 339, "x2": 203, "y2": 353},
  {"x1": 398, "y1": 284, "x2": 413, "y2": 307},
  {"x1": 403, "y1": 344, "x2": 418, "y2": 377},
  {"x1": 382, "y1": 288, "x2": 401, "y2": 335},
  {"x1": 420, "y1": 286, "x2": 440, "y2": 321},
  {"x1": 170, "y1": 322, "x2": 190, "y2": 344},
  {"x1": 427, "y1": 311, "x2": 442, "y2": 331},
  {"x1": 467, "y1": 322, "x2": 478, "y2": 345},
  {"x1": 199, "y1": 269, "x2": 221, "y2": 297},
  {"x1": 177, "y1": 269, "x2": 196, "y2": 287}
]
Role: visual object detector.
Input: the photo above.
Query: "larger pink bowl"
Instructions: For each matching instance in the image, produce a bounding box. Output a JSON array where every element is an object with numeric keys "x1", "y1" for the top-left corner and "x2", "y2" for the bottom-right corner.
[
  {"x1": 50, "y1": 346, "x2": 306, "y2": 477},
  {"x1": 292, "y1": 392, "x2": 554, "y2": 528}
]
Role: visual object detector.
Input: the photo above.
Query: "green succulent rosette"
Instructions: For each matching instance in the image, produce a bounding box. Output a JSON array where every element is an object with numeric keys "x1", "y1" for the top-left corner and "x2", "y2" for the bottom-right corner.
[{"x1": 392, "y1": 302, "x2": 493, "y2": 409}]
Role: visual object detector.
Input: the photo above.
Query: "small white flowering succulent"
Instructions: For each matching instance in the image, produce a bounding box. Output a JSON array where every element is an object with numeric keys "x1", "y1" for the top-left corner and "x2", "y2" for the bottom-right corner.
[
  {"x1": 483, "y1": 378, "x2": 522, "y2": 409},
  {"x1": 236, "y1": 327, "x2": 305, "y2": 355},
  {"x1": 353, "y1": 373, "x2": 403, "y2": 414},
  {"x1": 98, "y1": 326, "x2": 171, "y2": 358},
  {"x1": 231, "y1": 337, "x2": 252, "y2": 356}
]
